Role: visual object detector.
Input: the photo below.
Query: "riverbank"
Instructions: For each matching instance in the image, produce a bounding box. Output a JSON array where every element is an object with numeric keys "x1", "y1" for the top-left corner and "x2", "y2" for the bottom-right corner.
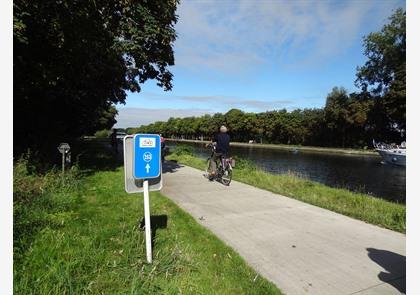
[
  {"x1": 167, "y1": 138, "x2": 379, "y2": 156},
  {"x1": 14, "y1": 147, "x2": 281, "y2": 294},
  {"x1": 166, "y1": 148, "x2": 405, "y2": 233}
]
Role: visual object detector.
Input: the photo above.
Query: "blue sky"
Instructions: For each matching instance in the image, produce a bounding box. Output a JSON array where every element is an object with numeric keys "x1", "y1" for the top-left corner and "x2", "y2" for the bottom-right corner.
[{"x1": 114, "y1": 0, "x2": 405, "y2": 128}]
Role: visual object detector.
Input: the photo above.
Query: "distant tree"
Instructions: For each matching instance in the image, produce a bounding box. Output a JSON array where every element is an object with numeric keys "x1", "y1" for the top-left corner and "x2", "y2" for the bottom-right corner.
[
  {"x1": 224, "y1": 109, "x2": 246, "y2": 141},
  {"x1": 14, "y1": 0, "x2": 179, "y2": 156},
  {"x1": 210, "y1": 113, "x2": 226, "y2": 136},
  {"x1": 345, "y1": 93, "x2": 374, "y2": 147},
  {"x1": 243, "y1": 113, "x2": 260, "y2": 141},
  {"x1": 197, "y1": 114, "x2": 213, "y2": 140},
  {"x1": 181, "y1": 117, "x2": 197, "y2": 139},
  {"x1": 300, "y1": 108, "x2": 325, "y2": 146},
  {"x1": 258, "y1": 111, "x2": 277, "y2": 143},
  {"x1": 355, "y1": 8, "x2": 405, "y2": 134},
  {"x1": 324, "y1": 87, "x2": 351, "y2": 147}
]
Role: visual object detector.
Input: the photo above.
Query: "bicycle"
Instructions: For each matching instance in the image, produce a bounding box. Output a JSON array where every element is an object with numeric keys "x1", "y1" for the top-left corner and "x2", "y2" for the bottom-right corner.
[{"x1": 204, "y1": 143, "x2": 235, "y2": 186}]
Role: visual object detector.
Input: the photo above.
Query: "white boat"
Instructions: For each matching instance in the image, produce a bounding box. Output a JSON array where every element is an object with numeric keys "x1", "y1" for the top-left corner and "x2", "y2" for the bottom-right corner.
[{"x1": 373, "y1": 140, "x2": 406, "y2": 166}]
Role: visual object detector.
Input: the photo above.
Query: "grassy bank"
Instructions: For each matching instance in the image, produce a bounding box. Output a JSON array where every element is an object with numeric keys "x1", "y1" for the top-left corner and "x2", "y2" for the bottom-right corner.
[
  {"x1": 14, "y1": 146, "x2": 282, "y2": 294},
  {"x1": 166, "y1": 147, "x2": 405, "y2": 233},
  {"x1": 167, "y1": 138, "x2": 378, "y2": 156}
]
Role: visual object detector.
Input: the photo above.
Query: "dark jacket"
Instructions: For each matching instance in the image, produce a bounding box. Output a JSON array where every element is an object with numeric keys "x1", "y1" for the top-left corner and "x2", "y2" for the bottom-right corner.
[{"x1": 212, "y1": 133, "x2": 230, "y2": 154}]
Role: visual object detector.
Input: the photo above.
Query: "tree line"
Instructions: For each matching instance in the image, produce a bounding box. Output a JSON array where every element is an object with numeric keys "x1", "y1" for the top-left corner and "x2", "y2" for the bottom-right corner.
[
  {"x1": 128, "y1": 9, "x2": 405, "y2": 148},
  {"x1": 126, "y1": 92, "x2": 396, "y2": 148}
]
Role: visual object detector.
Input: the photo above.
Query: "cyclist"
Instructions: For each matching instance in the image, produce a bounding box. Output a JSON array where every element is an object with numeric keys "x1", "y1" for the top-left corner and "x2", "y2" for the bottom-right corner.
[{"x1": 209, "y1": 125, "x2": 230, "y2": 180}]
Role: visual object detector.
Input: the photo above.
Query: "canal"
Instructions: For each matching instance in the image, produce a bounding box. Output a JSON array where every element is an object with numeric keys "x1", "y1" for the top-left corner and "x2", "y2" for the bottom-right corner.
[{"x1": 166, "y1": 141, "x2": 406, "y2": 203}]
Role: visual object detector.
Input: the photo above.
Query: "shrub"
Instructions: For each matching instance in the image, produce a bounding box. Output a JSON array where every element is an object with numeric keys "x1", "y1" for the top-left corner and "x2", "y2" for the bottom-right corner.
[
  {"x1": 13, "y1": 154, "x2": 82, "y2": 262},
  {"x1": 94, "y1": 129, "x2": 112, "y2": 138},
  {"x1": 172, "y1": 145, "x2": 193, "y2": 156},
  {"x1": 232, "y1": 157, "x2": 257, "y2": 171}
]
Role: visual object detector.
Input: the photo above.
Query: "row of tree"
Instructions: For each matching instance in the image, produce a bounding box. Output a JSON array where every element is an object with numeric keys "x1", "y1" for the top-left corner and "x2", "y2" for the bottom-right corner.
[
  {"x1": 126, "y1": 91, "x2": 397, "y2": 148},
  {"x1": 129, "y1": 9, "x2": 406, "y2": 148}
]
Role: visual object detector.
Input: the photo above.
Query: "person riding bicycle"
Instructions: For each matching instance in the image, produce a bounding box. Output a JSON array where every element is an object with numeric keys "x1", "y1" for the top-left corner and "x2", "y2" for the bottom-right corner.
[{"x1": 209, "y1": 125, "x2": 230, "y2": 180}]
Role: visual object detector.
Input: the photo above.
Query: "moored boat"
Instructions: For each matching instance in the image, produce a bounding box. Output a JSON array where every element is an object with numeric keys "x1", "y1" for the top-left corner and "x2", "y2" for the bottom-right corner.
[{"x1": 373, "y1": 140, "x2": 406, "y2": 166}]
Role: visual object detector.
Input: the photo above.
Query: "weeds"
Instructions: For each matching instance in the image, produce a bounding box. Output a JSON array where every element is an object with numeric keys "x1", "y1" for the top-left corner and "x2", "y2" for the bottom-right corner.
[
  {"x1": 13, "y1": 154, "x2": 82, "y2": 264},
  {"x1": 172, "y1": 145, "x2": 194, "y2": 156}
]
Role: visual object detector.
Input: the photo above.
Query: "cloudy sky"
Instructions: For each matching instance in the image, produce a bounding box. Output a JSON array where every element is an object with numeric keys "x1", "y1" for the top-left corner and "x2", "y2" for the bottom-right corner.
[{"x1": 114, "y1": 0, "x2": 405, "y2": 128}]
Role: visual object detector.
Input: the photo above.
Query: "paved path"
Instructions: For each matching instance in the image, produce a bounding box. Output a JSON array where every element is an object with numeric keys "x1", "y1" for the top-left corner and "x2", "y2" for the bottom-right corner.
[{"x1": 161, "y1": 162, "x2": 405, "y2": 295}]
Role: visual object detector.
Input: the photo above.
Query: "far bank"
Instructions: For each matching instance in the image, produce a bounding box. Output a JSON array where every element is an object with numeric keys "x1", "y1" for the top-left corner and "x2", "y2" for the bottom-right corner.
[{"x1": 166, "y1": 138, "x2": 378, "y2": 156}]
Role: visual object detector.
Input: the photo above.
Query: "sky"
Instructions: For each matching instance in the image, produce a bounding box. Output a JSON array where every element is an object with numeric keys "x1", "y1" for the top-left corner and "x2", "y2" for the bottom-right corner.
[{"x1": 114, "y1": 0, "x2": 405, "y2": 128}]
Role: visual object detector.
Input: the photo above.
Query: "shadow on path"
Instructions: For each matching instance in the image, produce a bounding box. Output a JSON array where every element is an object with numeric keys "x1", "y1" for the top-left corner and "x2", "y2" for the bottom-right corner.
[
  {"x1": 366, "y1": 248, "x2": 406, "y2": 294},
  {"x1": 162, "y1": 160, "x2": 183, "y2": 174},
  {"x1": 140, "y1": 215, "x2": 168, "y2": 250}
]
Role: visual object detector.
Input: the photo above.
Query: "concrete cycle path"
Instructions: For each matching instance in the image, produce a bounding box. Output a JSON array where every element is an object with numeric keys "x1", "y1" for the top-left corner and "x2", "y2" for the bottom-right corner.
[{"x1": 161, "y1": 161, "x2": 405, "y2": 295}]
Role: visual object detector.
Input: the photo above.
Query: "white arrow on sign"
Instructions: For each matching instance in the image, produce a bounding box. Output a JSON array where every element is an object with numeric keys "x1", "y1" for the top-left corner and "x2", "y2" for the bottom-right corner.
[{"x1": 145, "y1": 163, "x2": 150, "y2": 173}]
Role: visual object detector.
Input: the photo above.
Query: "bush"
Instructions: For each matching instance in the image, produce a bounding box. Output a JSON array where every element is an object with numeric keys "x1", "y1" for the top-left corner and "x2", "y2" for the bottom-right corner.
[
  {"x1": 232, "y1": 157, "x2": 257, "y2": 171},
  {"x1": 94, "y1": 129, "x2": 112, "y2": 138},
  {"x1": 126, "y1": 127, "x2": 141, "y2": 135},
  {"x1": 172, "y1": 145, "x2": 193, "y2": 156},
  {"x1": 13, "y1": 154, "x2": 82, "y2": 263}
]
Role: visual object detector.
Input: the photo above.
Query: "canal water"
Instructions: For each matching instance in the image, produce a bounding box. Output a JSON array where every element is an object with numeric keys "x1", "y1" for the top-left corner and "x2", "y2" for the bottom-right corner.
[{"x1": 166, "y1": 141, "x2": 406, "y2": 203}]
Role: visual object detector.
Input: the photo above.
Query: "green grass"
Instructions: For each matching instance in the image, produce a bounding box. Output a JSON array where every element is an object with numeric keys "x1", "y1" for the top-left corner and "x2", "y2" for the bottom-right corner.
[
  {"x1": 167, "y1": 150, "x2": 405, "y2": 233},
  {"x1": 14, "y1": 147, "x2": 282, "y2": 294}
]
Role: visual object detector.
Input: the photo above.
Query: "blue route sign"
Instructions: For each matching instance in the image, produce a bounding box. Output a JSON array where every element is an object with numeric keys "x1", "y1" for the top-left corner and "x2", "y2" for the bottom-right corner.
[{"x1": 133, "y1": 134, "x2": 161, "y2": 179}]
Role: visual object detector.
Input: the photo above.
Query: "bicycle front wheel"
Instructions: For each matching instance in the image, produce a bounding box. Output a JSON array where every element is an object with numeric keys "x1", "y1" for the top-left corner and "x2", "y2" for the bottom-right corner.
[{"x1": 221, "y1": 167, "x2": 232, "y2": 186}]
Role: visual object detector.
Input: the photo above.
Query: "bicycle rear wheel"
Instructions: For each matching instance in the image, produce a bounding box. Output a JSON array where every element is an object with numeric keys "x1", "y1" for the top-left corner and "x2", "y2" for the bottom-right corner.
[{"x1": 221, "y1": 167, "x2": 232, "y2": 185}]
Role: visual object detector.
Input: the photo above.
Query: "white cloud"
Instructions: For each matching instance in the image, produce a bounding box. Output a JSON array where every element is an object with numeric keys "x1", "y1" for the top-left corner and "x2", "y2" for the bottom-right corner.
[
  {"x1": 113, "y1": 107, "x2": 214, "y2": 128},
  {"x1": 140, "y1": 91, "x2": 294, "y2": 111},
  {"x1": 174, "y1": 0, "x2": 403, "y2": 73}
]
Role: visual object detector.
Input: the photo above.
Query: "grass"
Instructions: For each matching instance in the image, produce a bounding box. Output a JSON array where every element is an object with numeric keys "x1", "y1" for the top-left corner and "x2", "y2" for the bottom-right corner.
[
  {"x1": 13, "y1": 155, "x2": 83, "y2": 265},
  {"x1": 167, "y1": 147, "x2": 405, "y2": 233},
  {"x1": 14, "y1": 144, "x2": 282, "y2": 294}
]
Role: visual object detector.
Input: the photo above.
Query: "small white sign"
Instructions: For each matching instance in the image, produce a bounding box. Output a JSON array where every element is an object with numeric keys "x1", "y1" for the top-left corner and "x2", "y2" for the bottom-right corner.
[
  {"x1": 140, "y1": 137, "x2": 156, "y2": 148},
  {"x1": 57, "y1": 142, "x2": 71, "y2": 153}
]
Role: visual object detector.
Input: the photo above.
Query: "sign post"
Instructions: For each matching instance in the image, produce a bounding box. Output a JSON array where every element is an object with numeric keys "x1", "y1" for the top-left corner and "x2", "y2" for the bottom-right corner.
[
  {"x1": 57, "y1": 143, "x2": 71, "y2": 184},
  {"x1": 123, "y1": 136, "x2": 162, "y2": 194},
  {"x1": 132, "y1": 134, "x2": 161, "y2": 264},
  {"x1": 143, "y1": 179, "x2": 152, "y2": 263}
]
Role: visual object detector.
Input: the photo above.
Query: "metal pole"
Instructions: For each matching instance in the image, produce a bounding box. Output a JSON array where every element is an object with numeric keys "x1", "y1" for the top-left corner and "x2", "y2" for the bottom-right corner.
[
  {"x1": 62, "y1": 152, "x2": 65, "y2": 185},
  {"x1": 143, "y1": 180, "x2": 152, "y2": 263}
]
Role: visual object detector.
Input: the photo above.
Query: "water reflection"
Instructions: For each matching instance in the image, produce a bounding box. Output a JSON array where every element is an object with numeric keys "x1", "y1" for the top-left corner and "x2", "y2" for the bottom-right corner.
[{"x1": 167, "y1": 142, "x2": 406, "y2": 203}]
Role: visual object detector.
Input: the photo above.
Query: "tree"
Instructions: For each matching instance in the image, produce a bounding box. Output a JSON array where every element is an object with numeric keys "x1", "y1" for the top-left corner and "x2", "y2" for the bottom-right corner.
[
  {"x1": 210, "y1": 113, "x2": 226, "y2": 136},
  {"x1": 224, "y1": 109, "x2": 246, "y2": 141},
  {"x1": 355, "y1": 8, "x2": 405, "y2": 134},
  {"x1": 94, "y1": 105, "x2": 119, "y2": 132},
  {"x1": 14, "y1": 0, "x2": 179, "y2": 156},
  {"x1": 324, "y1": 87, "x2": 351, "y2": 147},
  {"x1": 300, "y1": 108, "x2": 325, "y2": 146},
  {"x1": 198, "y1": 114, "x2": 213, "y2": 140}
]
